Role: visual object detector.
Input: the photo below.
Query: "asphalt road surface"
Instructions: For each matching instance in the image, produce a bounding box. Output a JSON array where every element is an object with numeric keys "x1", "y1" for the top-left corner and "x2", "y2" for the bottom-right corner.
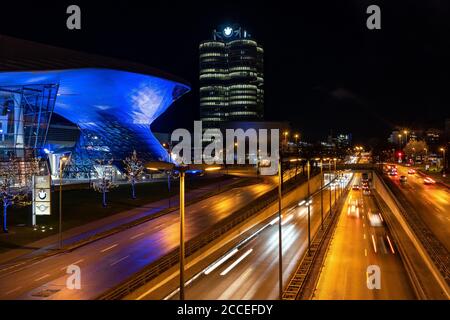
[
  {"x1": 388, "y1": 165, "x2": 450, "y2": 251},
  {"x1": 313, "y1": 173, "x2": 416, "y2": 300},
  {"x1": 157, "y1": 175, "x2": 344, "y2": 300}
]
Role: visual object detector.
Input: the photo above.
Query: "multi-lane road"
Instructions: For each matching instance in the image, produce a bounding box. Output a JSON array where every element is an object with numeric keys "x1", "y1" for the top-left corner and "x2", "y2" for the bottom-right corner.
[
  {"x1": 132, "y1": 174, "x2": 348, "y2": 300},
  {"x1": 313, "y1": 173, "x2": 416, "y2": 299},
  {"x1": 388, "y1": 166, "x2": 450, "y2": 251},
  {"x1": 0, "y1": 178, "x2": 277, "y2": 299},
  {"x1": 0, "y1": 169, "x2": 303, "y2": 300}
]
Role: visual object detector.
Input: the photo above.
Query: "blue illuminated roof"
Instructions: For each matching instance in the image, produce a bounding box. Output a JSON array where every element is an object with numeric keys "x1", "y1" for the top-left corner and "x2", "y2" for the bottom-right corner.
[{"x1": 0, "y1": 68, "x2": 190, "y2": 162}]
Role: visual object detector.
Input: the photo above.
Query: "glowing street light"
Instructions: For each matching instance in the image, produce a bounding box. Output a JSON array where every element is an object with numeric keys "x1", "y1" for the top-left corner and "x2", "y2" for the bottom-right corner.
[
  {"x1": 440, "y1": 147, "x2": 446, "y2": 177},
  {"x1": 59, "y1": 155, "x2": 70, "y2": 249},
  {"x1": 144, "y1": 161, "x2": 221, "y2": 300}
]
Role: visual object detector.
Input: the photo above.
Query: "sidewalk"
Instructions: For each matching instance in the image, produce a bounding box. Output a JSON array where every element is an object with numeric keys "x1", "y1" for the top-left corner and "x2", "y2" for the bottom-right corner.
[{"x1": 0, "y1": 176, "x2": 246, "y2": 266}]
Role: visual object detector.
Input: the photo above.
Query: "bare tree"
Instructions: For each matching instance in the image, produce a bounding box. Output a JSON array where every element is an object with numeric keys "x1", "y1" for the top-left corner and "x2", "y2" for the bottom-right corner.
[
  {"x1": 123, "y1": 150, "x2": 143, "y2": 199},
  {"x1": 0, "y1": 158, "x2": 31, "y2": 233},
  {"x1": 92, "y1": 158, "x2": 116, "y2": 207}
]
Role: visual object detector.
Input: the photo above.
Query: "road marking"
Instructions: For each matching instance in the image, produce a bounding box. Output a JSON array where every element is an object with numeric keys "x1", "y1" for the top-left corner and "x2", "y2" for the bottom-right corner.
[
  {"x1": 204, "y1": 249, "x2": 238, "y2": 275},
  {"x1": 4, "y1": 286, "x2": 22, "y2": 296},
  {"x1": 60, "y1": 259, "x2": 84, "y2": 271},
  {"x1": 365, "y1": 249, "x2": 367, "y2": 257},
  {"x1": 110, "y1": 255, "x2": 130, "y2": 266},
  {"x1": 34, "y1": 274, "x2": 50, "y2": 282},
  {"x1": 0, "y1": 262, "x2": 25, "y2": 273},
  {"x1": 220, "y1": 249, "x2": 253, "y2": 276},
  {"x1": 100, "y1": 244, "x2": 118, "y2": 253},
  {"x1": 386, "y1": 235, "x2": 396, "y2": 254},
  {"x1": 363, "y1": 233, "x2": 366, "y2": 239},
  {"x1": 371, "y1": 234, "x2": 377, "y2": 253},
  {"x1": 130, "y1": 232, "x2": 145, "y2": 240}
]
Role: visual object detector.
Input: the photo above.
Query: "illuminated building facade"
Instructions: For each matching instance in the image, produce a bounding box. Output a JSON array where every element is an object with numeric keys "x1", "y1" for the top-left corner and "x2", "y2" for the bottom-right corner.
[
  {"x1": 0, "y1": 35, "x2": 190, "y2": 178},
  {"x1": 199, "y1": 25, "x2": 264, "y2": 129}
]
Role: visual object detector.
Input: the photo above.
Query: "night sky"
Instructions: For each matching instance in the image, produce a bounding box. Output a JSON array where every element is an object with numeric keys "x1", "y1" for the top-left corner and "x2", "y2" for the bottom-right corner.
[{"x1": 1, "y1": 0, "x2": 449, "y2": 144}]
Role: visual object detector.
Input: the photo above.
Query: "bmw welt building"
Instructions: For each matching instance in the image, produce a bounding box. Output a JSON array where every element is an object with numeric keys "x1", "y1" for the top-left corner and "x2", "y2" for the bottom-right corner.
[{"x1": 0, "y1": 35, "x2": 190, "y2": 179}]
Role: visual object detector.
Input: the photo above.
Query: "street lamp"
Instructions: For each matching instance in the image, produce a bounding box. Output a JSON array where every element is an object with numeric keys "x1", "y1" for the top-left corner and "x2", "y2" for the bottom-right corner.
[
  {"x1": 307, "y1": 160, "x2": 311, "y2": 255},
  {"x1": 145, "y1": 161, "x2": 221, "y2": 300},
  {"x1": 403, "y1": 130, "x2": 408, "y2": 146},
  {"x1": 440, "y1": 147, "x2": 446, "y2": 177},
  {"x1": 315, "y1": 158, "x2": 324, "y2": 230},
  {"x1": 277, "y1": 158, "x2": 283, "y2": 300},
  {"x1": 59, "y1": 155, "x2": 70, "y2": 249},
  {"x1": 328, "y1": 158, "x2": 332, "y2": 215},
  {"x1": 333, "y1": 158, "x2": 337, "y2": 207},
  {"x1": 283, "y1": 131, "x2": 289, "y2": 144}
]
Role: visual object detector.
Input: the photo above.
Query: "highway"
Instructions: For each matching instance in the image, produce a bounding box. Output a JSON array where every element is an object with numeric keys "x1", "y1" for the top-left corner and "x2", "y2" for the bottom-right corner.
[
  {"x1": 387, "y1": 165, "x2": 450, "y2": 251},
  {"x1": 0, "y1": 169, "x2": 299, "y2": 300},
  {"x1": 313, "y1": 173, "x2": 416, "y2": 299},
  {"x1": 137, "y1": 174, "x2": 348, "y2": 300}
]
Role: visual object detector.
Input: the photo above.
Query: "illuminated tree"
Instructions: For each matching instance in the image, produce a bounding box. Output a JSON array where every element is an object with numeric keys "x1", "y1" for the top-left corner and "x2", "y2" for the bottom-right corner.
[
  {"x1": 123, "y1": 150, "x2": 144, "y2": 199},
  {"x1": 0, "y1": 158, "x2": 31, "y2": 233},
  {"x1": 92, "y1": 158, "x2": 116, "y2": 207}
]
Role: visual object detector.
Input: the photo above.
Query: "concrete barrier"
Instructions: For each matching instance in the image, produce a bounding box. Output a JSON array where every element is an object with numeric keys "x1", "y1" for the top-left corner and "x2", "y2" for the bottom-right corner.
[{"x1": 372, "y1": 172, "x2": 450, "y2": 299}]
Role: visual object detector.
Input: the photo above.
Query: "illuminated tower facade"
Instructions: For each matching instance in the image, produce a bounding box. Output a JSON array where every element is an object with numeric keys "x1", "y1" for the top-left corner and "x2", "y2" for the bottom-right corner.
[{"x1": 199, "y1": 25, "x2": 264, "y2": 128}]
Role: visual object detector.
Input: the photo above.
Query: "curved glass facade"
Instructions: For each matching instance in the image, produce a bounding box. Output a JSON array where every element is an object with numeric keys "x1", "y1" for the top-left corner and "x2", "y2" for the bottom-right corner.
[
  {"x1": 199, "y1": 25, "x2": 264, "y2": 128},
  {"x1": 0, "y1": 68, "x2": 190, "y2": 171}
]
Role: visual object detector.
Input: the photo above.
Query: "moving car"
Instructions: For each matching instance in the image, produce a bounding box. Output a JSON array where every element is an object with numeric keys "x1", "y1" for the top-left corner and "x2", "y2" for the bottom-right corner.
[
  {"x1": 400, "y1": 175, "x2": 407, "y2": 183},
  {"x1": 407, "y1": 169, "x2": 416, "y2": 174},
  {"x1": 389, "y1": 170, "x2": 398, "y2": 176},
  {"x1": 352, "y1": 184, "x2": 360, "y2": 190},
  {"x1": 423, "y1": 177, "x2": 436, "y2": 185}
]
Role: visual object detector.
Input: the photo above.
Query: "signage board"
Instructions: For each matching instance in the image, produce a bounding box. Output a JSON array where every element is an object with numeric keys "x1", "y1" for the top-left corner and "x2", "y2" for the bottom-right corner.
[{"x1": 33, "y1": 175, "x2": 51, "y2": 216}]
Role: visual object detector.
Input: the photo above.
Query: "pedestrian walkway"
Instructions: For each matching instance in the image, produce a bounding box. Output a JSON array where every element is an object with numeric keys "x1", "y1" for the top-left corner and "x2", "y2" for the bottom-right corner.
[{"x1": 0, "y1": 177, "x2": 244, "y2": 265}]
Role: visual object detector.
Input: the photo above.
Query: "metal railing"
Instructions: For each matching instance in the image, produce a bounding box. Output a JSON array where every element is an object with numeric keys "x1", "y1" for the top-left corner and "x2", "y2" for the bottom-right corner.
[
  {"x1": 379, "y1": 172, "x2": 450, "y2": 284},
  {"x1": 282, "y1": 180, "x2": 348, "y2": 300},
  {"x1": 97, "y1": 171, "x2": 318, "y2": 300}
]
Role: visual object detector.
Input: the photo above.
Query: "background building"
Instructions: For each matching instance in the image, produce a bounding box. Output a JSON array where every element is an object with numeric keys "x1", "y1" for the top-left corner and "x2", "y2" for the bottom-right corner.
[{"x1": 199, "y1": 25, "x2": 264, "y2": 129}]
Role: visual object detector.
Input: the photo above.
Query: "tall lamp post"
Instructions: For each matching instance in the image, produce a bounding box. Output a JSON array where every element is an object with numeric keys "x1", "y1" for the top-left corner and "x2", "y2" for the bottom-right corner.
[
  {"x1": 59, "y1": 155, "x2": 69, "y2": 249},
  {"x1": 145, "y1": 161, "x2": 221, "y2": 300},
  {"x1": 328, "y1": 158, "x2": 332, "y2": 215},
  {"x1": 316, "y1": 158, "x2": 324, "y2": 230},
  {"x1": 333, "y1": 158, "x2": 337, "y2": 206},
  {"x1": 440, "y1": 147, "x2": 446, "y2": 177},
  {"x1": 277, "y1": 158, "x2": 283, "y2": 300},
  {"x1": 307, "y1": 160, "x2": 311, "y2": 255}
]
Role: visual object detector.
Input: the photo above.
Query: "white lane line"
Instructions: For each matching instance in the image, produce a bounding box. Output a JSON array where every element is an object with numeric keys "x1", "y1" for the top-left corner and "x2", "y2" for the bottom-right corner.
[
  {"x1": 220, "y1": 249, "x2": 253, "y2": 276},
  {"x1": 110, "y1": 255, "x2": 130, "y2": 266},
  {"x1": 365, "y1": 249, "x2": 368, "y2": 257},
  {"x1": 204, "y1": 249, "x2": 238, "y2": 275},
  {"x1": 60, "y1": 259, "x2": 84, "y2": 271},
  {"x1": 4, "y1": 286, "x2": 22, "y2": 296},
  {"x1": 386, "y1": 235, "x2": 396, "y2": 254},
  {"x1": 0, "y1": 262, "x2": 25, "y2": 273},
  {"x1": 130, "y1": 232, "x2": 145, "y2": 240},
  {"x1": 363, "y1": 233, "x2": 366, "y2": 240},
  {"x1": 371, "y1": 235, "x2": 377, "y2": 253},
  {"x1": 34, "y1": 274, "x2": 50, "y2": 282},
  {"x1": 100, "y1": 244, "x2": 118, "y2": 253}
]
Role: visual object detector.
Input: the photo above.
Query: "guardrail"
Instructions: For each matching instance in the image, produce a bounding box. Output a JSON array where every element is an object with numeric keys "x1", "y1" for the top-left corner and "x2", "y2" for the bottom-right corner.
[
  {"x1": 282, "y1": 177, "x2": 349, "y2": 300},
  {"x1": 97, "y1": 170, "x2": 319, "y2": 300},
  {"x1": 379, "y1": 172, "x2": 450, "y2": 286}
]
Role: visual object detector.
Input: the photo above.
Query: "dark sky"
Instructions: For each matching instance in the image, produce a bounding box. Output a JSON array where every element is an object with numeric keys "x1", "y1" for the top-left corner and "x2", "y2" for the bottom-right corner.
[{"x1": 1, "y1": 0, "x2": 449, "y2": 144}]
